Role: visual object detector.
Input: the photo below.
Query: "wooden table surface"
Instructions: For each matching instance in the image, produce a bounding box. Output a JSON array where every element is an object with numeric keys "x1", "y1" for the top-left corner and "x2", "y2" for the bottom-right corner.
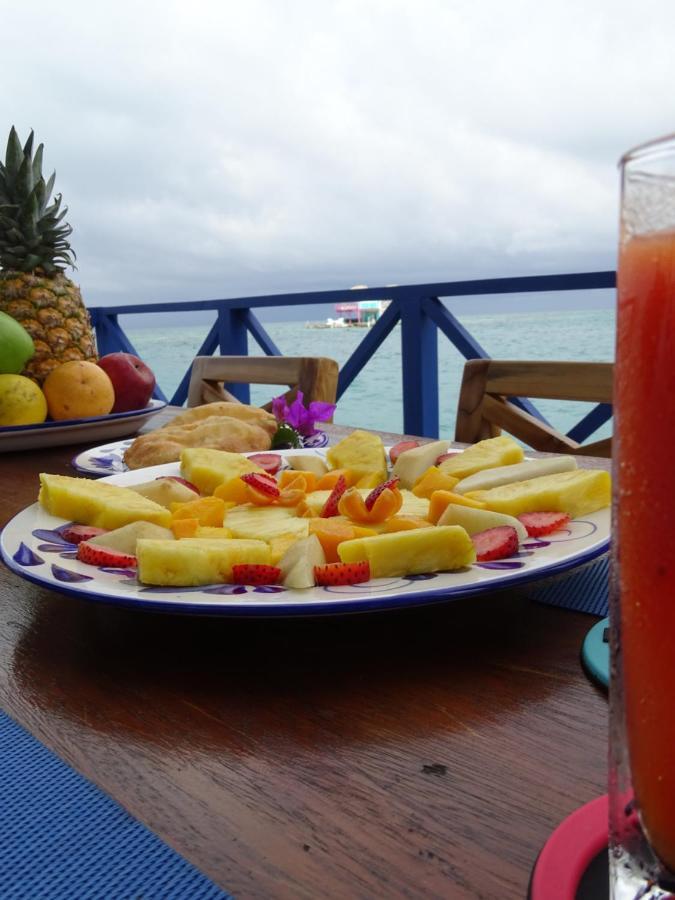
[{"x1": 0, "y1": 410, "x2": 609, "y2": 900}]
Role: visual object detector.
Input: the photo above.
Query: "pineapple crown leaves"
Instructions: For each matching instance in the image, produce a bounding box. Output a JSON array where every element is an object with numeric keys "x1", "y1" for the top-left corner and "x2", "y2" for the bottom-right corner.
[{"x1": 0, "y1": 126, "x2": 76, "y2": 274}]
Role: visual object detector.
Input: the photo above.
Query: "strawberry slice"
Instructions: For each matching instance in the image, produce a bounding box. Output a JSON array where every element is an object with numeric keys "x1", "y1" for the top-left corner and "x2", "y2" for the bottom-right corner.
[
  {"x1": 364, "y1": 476, "x2": 399, "y2": 511},
  {"x1": 517, "y1": 511, "x2": 571, "y2": 537},
  {"x1": 247, "y1": 453, "x2": 282, "y2": 476},
  {"x1": 241, "y1": 472, "x2": 280, "y2": 498},
  {"x1": 320, "y1": 475, "x2": 347, "y2": 517},
  {"x1": 314, "y1": 560, "x2": 371, "y2": 586},
  {"x1": 61, "y1": 524, "x2": 108, "y2": 545},
  {"x1": 77, "y1": 541, "x2": 137, "y2": 568},
  {"x1": 232, "y1": 564, "x2": 282, "y2": 585},
  {"x1": 472, "y1": 526, "x2": 519, "y2": 562},
  {"x1": 389, "y1": 440, "x2": 420, "y2": 464}
]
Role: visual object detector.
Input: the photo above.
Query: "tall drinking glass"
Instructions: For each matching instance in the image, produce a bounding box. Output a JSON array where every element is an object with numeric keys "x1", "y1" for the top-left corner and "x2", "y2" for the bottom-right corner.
[{"x1": 611, "y1": 134, "x2": 675, "y2": 898}]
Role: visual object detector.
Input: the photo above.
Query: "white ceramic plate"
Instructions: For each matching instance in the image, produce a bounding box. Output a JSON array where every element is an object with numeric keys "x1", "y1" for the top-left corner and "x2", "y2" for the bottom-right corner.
[
  {"x1": 0, "y1": 399, "x2": 168, "y2": 453},
  {"x1": 71, "y1": 429, "x2": 330, "y2": 476},
  {"x1": 0, "y1": 450, "x2": 610, "y2": 617}
]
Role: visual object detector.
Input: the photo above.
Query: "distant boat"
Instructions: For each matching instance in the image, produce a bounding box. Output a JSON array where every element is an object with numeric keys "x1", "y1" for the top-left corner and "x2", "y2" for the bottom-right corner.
[{"x1": 305, "y1": 288, "x2": 391, "y2": 329}]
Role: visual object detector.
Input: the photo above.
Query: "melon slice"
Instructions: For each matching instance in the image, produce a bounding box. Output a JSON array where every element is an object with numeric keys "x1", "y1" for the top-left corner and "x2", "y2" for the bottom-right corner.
[
  {"x1": 392, "y1": 440, "x2": 450, "y2": 489},
  {"x1": 88, "y1": 521, "x2": 174, "y2": 556}
]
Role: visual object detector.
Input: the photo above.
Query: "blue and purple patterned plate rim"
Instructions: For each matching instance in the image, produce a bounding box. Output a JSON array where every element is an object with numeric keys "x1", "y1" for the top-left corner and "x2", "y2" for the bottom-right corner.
[
  {"x1": 71, "y1": 429, "x2": 329, "y2": 476},
  {"x1": 0, "y1": 452, "x2": 611, "y2": 618}
]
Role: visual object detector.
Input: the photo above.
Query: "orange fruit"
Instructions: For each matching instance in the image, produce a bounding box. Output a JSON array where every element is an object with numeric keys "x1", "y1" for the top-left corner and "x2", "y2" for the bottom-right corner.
[{"x1": 43, "y1": 360, "x2": 115, "y2": 420}]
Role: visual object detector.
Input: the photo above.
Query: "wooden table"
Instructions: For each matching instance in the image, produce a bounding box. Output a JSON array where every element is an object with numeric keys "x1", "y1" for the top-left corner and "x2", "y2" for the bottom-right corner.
[{"x1": 0, "y1": 411, "x2": 609, "y2": 899}]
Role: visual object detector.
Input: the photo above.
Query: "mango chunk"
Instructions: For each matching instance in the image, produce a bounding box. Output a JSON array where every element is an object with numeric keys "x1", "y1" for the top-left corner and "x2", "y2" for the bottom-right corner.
[
  {"x1": 137, "y1": 538, "x2": 270, "y2": 586},
  {"x1": 302, "y1": 488, "x2": 429, "y2": 519},
  {"x1": 171, "y1": 517, "x2": 200, "y2": 538},
  {"x1": 315, "y1": 469, "x2": 356, "y2": 490},
  {"x1": 309, "y1": 518, "x2": 377, "y2": 562},
  {"x1": 278, "y1": 470, "x2": 318, "y2": 493},
  {"x1": 338, "y1": 525, "x2": 476, "y2": 578},
  {"x1": 412, "y1": 466, "x2": 460, "y2": 499},
  {"x1": 171, "y1": 495, "x2": 227, "y2": 526},
  {"x1": 438, "y1": 436, "x2": 524, "y2": 480},
  {"x1": 465, "y1": 469, "x2": 611, "y2": 519},
  {"x1": 214, "y1": 477, "x2": 251, "y2": 504},
  {"x1": 383, "y1": 515, "x2": 434, "y2": 533}
]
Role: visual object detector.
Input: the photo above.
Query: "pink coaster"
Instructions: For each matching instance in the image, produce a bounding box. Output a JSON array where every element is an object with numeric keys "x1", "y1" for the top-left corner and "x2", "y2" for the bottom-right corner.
[{"x1": 530, "y1": 795, "x2": 608, "y2": 900}]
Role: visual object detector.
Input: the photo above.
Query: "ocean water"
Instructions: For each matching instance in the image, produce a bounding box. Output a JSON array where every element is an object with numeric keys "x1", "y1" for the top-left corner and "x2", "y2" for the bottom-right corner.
[{"x1": 126, "y1": 307, "x2": 615, "y2": 440}]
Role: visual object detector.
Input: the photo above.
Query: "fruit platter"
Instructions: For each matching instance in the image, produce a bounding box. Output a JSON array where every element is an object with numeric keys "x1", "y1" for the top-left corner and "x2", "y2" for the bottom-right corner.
[
  {"x1": 0, "y1": 432, "x2": 612, "y2": 617},
  {"x1": 0, "y1": 347, "x2": 165, "y2": 452}
]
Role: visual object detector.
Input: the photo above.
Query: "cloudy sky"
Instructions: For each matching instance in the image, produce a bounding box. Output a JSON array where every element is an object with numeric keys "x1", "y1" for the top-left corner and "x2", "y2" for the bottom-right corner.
[{"x1": 4, "y1": 0, "x2": 675, "y2": 314}]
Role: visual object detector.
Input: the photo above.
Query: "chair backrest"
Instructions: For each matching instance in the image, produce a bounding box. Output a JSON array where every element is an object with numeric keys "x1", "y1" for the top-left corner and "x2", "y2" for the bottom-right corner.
[
  {"x1": 455, "y1": 359, "x2": 613, "y2": 457},
  {"x1": 187, "y1": 355, "x2": 340, "y2": 413}
]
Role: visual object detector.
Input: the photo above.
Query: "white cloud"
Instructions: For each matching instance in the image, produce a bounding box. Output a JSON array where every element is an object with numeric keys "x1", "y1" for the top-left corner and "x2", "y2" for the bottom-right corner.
[{"x1": 3, "y1": 0, "x2": 674, "y2": 305}]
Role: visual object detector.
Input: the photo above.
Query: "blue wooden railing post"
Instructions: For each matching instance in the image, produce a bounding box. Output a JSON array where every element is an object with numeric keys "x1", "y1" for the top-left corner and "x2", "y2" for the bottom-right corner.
[
  {"x1": 88, "y1": 271, "x2": 616, "y2": 442},
  {"x1": 399, "y1": 295, "x2": 439, "y2": 438},
  {"x1": 217, "y1": 306, "x2": 250, "y2": 404}
]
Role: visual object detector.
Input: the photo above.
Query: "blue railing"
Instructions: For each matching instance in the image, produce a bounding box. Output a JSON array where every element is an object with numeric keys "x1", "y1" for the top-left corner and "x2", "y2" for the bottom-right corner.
[{"x1": 89, "y1": 271, "x2": 616, "y2": 440}]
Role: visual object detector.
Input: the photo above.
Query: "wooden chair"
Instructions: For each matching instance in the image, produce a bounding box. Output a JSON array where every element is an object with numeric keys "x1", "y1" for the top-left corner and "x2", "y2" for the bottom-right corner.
[
  {"x1": 186, "y1": 355, "x2": 340, "y2": 414},
  {"x1": 455, "y1": 359, "x2": 613, "y2": 457}
]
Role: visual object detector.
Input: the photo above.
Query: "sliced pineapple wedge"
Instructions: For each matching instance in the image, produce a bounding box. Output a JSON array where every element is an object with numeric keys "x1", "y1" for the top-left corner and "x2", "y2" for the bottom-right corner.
[
  {"x1": 224, "y1": 504, "x2": 309, "y2": 541},
  {"x1": 137, "y1": 538, "x2": 270, "y2": 586},
  {"x1": 438, "y1": 436, "x2": 524, "y2": 480},
  {"x1": 338, "y1": 525, "x2": 475, "y2": 578},
  {"x1": 325, "y1": 430, "x2": 387, "y2": 483},
  {"x1": 39, "y1": 473, "x2": 171, "y2": 529},
  {"x1": 180, "y1": 448, "x2": 263, "y2": 495},
  {"x1": 454, "y1": 455, "x2": 577, "y2": 495},
  {"x1": 465, "y1": 469, "x2": 611, "y2": 519}
]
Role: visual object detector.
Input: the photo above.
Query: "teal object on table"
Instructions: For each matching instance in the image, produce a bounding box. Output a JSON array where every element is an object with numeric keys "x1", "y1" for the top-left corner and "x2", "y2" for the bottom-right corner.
[
  {"x1": 0, "y1": 710, "x2": 232, "y2": 900},
  {"x1": 581, "y1": 617, "x2": 610, "y2": 689}
]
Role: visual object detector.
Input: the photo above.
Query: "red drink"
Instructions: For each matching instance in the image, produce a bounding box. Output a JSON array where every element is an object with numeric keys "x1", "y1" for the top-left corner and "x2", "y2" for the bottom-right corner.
[{"x1": 616, "y1": 227, "x2": 675, "y2": 873}]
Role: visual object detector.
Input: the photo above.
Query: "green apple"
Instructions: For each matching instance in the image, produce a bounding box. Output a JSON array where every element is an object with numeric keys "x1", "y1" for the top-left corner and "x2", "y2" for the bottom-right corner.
[{"x1": 0, "y1": 311, "x2": 35, "y2": 374}]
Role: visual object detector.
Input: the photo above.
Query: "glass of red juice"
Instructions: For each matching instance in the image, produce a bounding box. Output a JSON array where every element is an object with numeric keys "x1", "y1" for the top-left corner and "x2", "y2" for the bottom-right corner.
[{"x1": 611, "y1": 133, "x2": 675, "y2": 897}]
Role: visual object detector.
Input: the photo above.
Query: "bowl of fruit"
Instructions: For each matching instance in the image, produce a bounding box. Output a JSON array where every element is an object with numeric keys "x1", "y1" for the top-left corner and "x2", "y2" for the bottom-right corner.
[{"x1": 0, "y1": 128, "x2": 165, "y2": 451}]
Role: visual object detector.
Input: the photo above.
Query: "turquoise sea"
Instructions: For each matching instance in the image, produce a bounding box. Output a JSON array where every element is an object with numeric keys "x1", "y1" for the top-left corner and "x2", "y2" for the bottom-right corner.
[{"x1": 126, "y1": 308, "x2": 615, "y2": 441}]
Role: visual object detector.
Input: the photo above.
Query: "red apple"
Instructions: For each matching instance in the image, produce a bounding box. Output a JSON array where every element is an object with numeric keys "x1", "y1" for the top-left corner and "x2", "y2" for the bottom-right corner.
[{"x1": 97, "y1": 352, "x2": 156, "y2": 413}]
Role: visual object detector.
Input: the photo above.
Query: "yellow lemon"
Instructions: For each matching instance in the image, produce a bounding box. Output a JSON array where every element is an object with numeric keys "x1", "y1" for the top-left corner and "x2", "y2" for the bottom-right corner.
[{"x1": 0, "y1": 374, "x2": 48, "y2": 426}]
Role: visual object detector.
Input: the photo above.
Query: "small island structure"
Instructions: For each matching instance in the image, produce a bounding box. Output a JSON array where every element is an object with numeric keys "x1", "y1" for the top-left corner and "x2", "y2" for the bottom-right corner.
[{"x1": 307, "y1": 286, "x2": 392, "y2": 329}]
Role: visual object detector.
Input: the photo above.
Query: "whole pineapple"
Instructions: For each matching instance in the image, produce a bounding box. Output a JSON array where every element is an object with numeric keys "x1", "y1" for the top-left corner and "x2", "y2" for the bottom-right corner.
[{"x1": 0, "y1": 126, "x2": 97, "y2": 383}]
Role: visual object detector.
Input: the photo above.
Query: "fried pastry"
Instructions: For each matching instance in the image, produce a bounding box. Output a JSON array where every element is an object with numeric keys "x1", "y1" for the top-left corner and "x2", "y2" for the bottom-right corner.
[
  {"x1": 124, "y1": 415, "x2": 272, "y2": 470},
  {"x1": 161, "y1": 402, "x2": 277, "y2": 436}
]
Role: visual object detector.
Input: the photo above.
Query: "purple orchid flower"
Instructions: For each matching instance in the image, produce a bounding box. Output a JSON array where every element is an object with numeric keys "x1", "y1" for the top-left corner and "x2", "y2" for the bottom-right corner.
[{"x1": 271, "y1": 390, "x2": 335, "y2": 436}]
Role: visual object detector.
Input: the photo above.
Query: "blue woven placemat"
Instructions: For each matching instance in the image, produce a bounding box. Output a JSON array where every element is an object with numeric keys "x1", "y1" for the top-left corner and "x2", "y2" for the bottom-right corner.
[
  {"x1": 529, "y1": 555, "x2": 609, "y2": 617},
  {"x1": 0, "y1": 710, "x2": 232, "y2": 900}
]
